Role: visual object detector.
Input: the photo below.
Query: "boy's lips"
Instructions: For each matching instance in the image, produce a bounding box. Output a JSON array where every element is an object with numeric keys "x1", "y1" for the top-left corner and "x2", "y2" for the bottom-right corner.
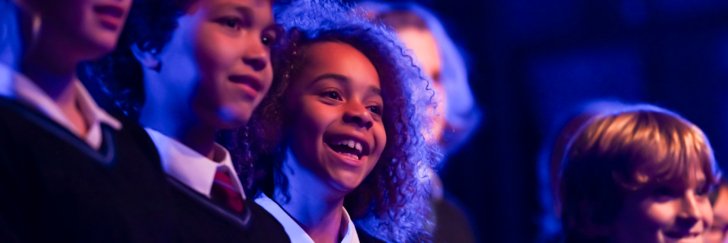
[
  {"x1": 229, "y1": 75, "x2": 264, "y2": 100},
  {"x1": 664, "y1": 230, "x2": 702, "y2": 241},
  {"x1": 94, "y1": 4, "x2": 126, "y2": 30}
]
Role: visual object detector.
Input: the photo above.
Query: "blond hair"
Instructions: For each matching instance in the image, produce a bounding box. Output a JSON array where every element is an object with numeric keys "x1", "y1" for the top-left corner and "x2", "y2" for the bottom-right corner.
[{"x1": 560, "y1": 104, "x2": 719, "y2": 241}]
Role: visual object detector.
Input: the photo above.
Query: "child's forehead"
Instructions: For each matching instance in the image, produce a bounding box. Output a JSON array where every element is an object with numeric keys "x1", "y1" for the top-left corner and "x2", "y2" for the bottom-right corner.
[{"x1": 636, "y1": 166, "x2": 708, "y2": 189}]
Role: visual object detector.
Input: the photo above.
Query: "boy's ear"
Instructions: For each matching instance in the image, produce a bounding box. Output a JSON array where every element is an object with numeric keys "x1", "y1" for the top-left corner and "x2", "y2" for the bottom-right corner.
[
  {"x1": 578, "y1": 201, "x2": 611, "y2": 238},
  {"x1": 130, "y1": 44, "x2": 162, "y2": 72}
]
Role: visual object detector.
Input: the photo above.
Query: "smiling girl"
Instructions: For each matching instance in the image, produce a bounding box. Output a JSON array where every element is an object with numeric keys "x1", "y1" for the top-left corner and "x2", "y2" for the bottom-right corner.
[
  {"x1": 238, "y1": 1, "x2": 439, "y2": 242},
  {"x1": 560, "y1": 105, "x2": 720, "y2": 243}
]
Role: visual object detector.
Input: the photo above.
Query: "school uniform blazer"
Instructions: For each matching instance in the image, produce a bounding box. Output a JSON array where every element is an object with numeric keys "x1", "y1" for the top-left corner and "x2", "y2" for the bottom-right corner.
[
  {"x1": 0, "y1": 97, "x2": 178, "y2": 242},
  {"x1": 356, "y1": 228, "x2": 386, "y2": 243},
  {"x1": 0, "y1": 97, "x2": 290, "y2": 243},
  {"x1": 165, "y1": 176, "x2": 290, "y2": 243}
]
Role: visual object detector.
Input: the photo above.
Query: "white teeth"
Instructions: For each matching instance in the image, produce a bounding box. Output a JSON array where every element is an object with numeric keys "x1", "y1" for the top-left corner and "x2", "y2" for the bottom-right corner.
[
  {"x1": 341, "y1": 153, "x2": 358, "y2": 160},
  {"x1": 333, "y1": 139, "x2": 363, "y2": 154}
]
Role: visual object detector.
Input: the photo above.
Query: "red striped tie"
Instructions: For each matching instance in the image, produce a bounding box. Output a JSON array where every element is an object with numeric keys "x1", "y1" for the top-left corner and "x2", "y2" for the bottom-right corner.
[{"x1": 210, "y1": 167, "x2": 245, "y2": 214}]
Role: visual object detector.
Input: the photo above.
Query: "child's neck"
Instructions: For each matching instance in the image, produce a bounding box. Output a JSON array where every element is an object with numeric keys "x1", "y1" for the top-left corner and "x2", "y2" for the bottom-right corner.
[
  {"x1": 275, "y1": 148, "x2": 349, "y2": 243},
  {"x1": 139, "y1": 69, "x2": 222, "y2": 160},
  {"x1": 22, "y1": 43, "x2": 87, "y2": 136},
  {"x1": 141, "y1": 110, "x2": 218, "y2": 160}
]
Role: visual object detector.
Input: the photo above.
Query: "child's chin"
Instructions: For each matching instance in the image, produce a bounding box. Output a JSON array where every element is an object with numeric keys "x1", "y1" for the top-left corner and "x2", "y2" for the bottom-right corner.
[
  {"x1": 216, "y1": 107, "x2": 251, "y2": 128},
  {"x1": 662, "y1": 234, "x2": 703, "y2": 243}
]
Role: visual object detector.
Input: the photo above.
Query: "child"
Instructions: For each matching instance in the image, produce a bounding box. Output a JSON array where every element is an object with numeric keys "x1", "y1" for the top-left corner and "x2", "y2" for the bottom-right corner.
[
  {"x1": 0, "y1": 0, "x2": 180, "y2": 241},
  {"x1": 560, "y1": 104, "x2": 719, "y2": 242},
  {"x1": 239, "y1": 0, "x2": 439, "y2": 242},
  {"x1": 90, "y1": 0, "x2": 288, "y2": 241},
  {"x1": 361, "y1": 1, "x2": 481, "y2": 153}
]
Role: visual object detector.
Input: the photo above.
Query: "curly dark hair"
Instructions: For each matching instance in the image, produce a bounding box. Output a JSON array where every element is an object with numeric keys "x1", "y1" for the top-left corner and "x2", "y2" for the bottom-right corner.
[
  {"x1": 235, "y1": 0, "x2": 440, "y2": 241},
  {"x1": 81, "y1": 0, "x2": 195, "y2": 119}
]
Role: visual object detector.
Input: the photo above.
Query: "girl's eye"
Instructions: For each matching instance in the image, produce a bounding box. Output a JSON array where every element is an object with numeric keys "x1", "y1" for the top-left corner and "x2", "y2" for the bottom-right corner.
[
  {"x1": 261, "y1": 27, "x2": 281, "y2": 47},
  {"x1": 261, "y1": 32, "x2": 277, "y2": 47},
  {"x1": 322, "y1": 91, "x2": 342, "y2": 101},
  {"x1": 368, "y1": 105, "x2": 383, "y2": 115}
]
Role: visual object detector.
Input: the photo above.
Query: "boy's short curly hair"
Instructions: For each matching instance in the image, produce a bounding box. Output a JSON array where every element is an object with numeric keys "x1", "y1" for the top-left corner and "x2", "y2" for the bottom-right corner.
[
  {"x1": 236, "y1": 0, "x2": 440, "y2": 241},
  {"x1": 560, "y1": 104, "x2": 720, "y2": 242}
]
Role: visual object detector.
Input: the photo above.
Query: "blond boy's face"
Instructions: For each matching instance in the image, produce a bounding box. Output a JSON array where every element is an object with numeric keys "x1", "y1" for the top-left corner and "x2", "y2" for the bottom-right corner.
[
  {"x1": 705, "y1": 186, "x2": 728, "y2": 243},
  {"x1": 612, "y1": 172, "x2": 713, "y2": 243}
]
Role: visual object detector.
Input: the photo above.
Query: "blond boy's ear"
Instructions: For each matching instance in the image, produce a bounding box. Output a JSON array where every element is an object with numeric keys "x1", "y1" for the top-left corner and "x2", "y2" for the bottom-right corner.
[{"x1": 576, "y1": 201, "x2": 611, "y2": 238}]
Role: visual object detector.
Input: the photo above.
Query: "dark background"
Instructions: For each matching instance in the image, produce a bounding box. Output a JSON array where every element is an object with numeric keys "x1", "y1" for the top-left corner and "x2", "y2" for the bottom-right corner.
[{"x1": 350, "y1": 0, "x2": 728, "y2": 242}]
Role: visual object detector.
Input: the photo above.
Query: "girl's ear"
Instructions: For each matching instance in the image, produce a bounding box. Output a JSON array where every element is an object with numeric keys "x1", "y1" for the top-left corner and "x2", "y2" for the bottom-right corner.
[{"x1": 130, "y1": 44, "x2": 162, "y2": 72}]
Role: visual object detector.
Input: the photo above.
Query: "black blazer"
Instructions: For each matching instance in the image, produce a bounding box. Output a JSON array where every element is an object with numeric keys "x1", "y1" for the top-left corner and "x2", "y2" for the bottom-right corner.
[
  {"x1": 0, "y1": 97, "x2": 290, "y2": 243},
  {"x1": 357, "y1": 228, "x2": 386, "y2": 243},
  {"x1": 0, "y1": 97, "x2": 177, "y2": 242}
]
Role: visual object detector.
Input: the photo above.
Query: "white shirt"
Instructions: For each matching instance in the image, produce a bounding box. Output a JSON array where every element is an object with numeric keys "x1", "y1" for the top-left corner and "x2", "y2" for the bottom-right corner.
[
  {"x1": 0, "y1": 64, "x2": 121, "y2": 150},
  {"x1": 255, "y1": 193, "x2": 360, "y2": 243},
  {"x1": 145, "y1": 128, "x2": 245, "y2": 199}
]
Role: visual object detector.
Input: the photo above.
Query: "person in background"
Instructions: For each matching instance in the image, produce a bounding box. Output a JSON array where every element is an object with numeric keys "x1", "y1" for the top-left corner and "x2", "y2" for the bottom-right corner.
[
  {"x1": 560, "y1": 104, "x2": 719, "y2": 243},
  {"x1": 536, "y1": 100, "x2": 626, "y2": 243},
  {"x1": 359, "y1": 2, "x2": 481, "y2": 242},
  {"x1": 238, "y1": 0, "x2": 439, "y2": 242}
]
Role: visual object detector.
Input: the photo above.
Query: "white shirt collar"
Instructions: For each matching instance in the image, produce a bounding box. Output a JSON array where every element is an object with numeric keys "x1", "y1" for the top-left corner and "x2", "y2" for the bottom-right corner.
[
  {"x1": 0, "y1": 64, "x2": 122, "y2": 149},
  {"x1": 145, "y1": 128, "x2": 245, "y2": 199},
  {"x1": 255, "y1": 193, "x2": 360, "y2": 243}
]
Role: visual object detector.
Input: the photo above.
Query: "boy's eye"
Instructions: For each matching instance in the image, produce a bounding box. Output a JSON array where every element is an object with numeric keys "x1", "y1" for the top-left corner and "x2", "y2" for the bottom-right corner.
[
  {"x1": 321, "y1": 91, "x2": 342, "y2": 101},
  {"x1": 432, "y1": 70, "x2": 442, "y2": 84},
  {"x1": 696, "y1": 184, "x2": 711, "y2": 196},
  {"x1": 217, "y1": 17, "x2": 244, "y2": 30},
  {"x1": 368, "y1": 105, "x2": 383, "y2": 115},
  {"x1": 651, "y1": 187, "x2": 677, "y2": 202}
]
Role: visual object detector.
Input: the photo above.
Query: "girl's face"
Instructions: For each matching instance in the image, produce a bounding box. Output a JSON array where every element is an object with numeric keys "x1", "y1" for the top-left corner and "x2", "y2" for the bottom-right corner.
[
  {"x1": 151, "y1": 0, "x2": 275, "y2": 128},
  {"x1": 285, "y1": 41, "x2": 386, "y2": 193},
  {"x1": 613, "y1": 172, "x2": 713, "y2": 243},
  {"x1": 396, "y1": 27, "x2": 447, "y2": 143},
  {"x1": 28, "y1": 0, "x2": 132, "y2": 60}
]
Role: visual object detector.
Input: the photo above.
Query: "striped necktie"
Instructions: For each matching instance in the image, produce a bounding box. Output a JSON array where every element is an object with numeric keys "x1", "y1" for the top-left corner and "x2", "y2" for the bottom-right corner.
[{"x1": 210, "y1": 167, "x2": 245, "y2": 214}]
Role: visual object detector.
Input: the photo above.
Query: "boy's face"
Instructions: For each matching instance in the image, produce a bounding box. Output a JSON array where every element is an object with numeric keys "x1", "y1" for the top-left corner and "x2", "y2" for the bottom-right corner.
[
  {"x1": 26, "y1": 0, "x2": 132, "y2": 60},
  {"x1": 705, "y1": 186, "x2": 728, "y2": 243},
  {"x1": 153, "y1": 0, "x2": 276, "y2": 129},
  {"x1": 613, "y1": 172, "x2": 713, "y2": 243}
]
